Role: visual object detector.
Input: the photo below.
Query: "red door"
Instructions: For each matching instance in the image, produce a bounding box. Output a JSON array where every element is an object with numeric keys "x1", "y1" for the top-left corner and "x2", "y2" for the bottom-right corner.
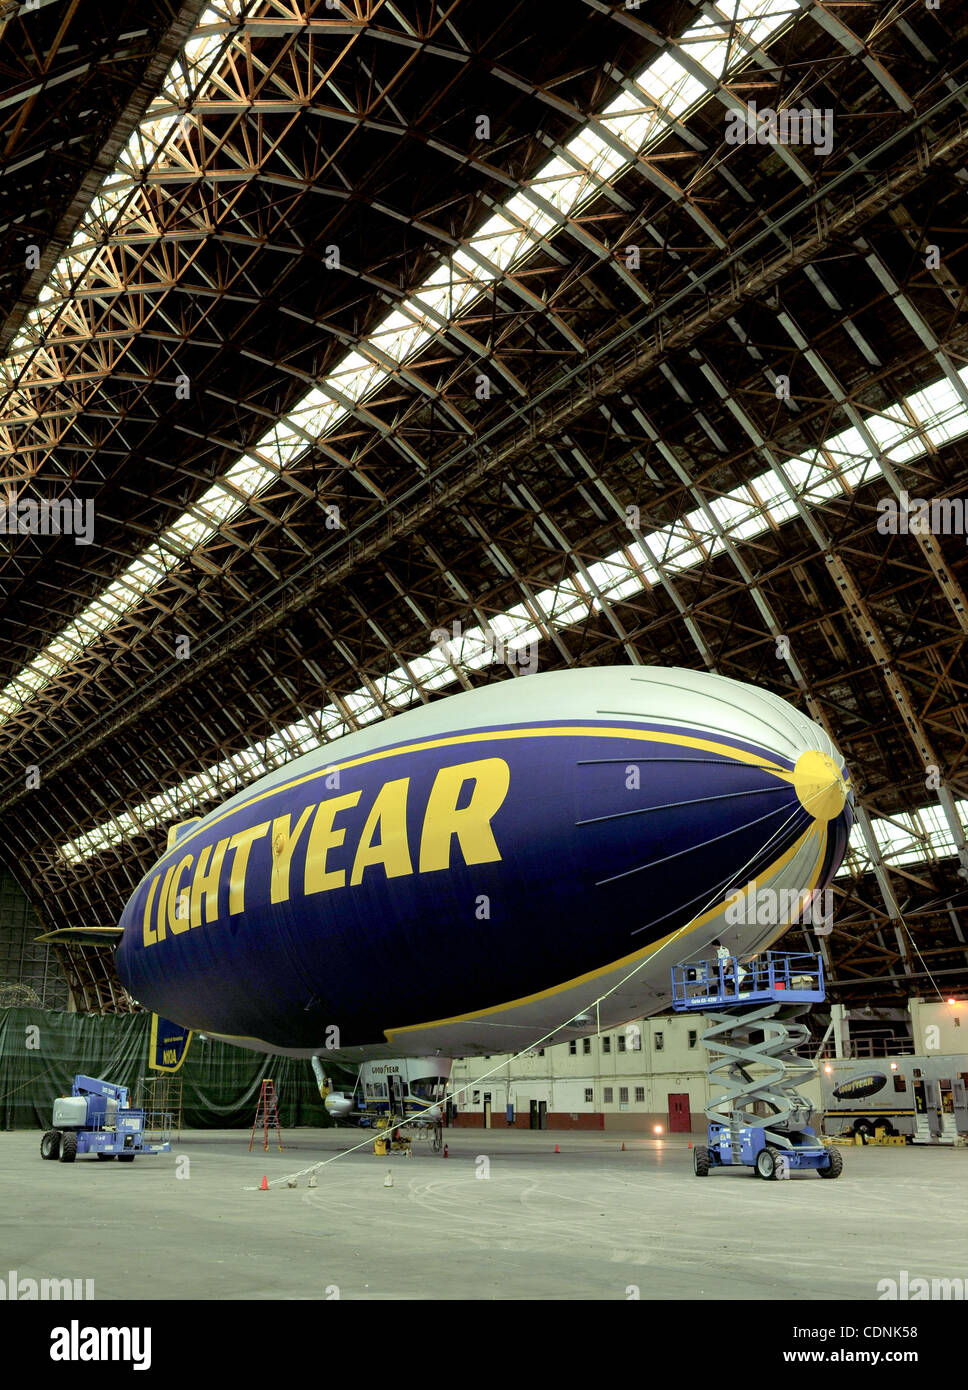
[{"x1": 668, "y1": 1093, "x2": 691, "y2": 1132}]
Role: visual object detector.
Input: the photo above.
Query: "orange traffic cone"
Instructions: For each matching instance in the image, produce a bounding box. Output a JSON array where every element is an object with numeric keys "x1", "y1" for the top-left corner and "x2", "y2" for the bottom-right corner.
[
  {"x1": 621, "y1": 1142, "x2": 626, "y2": 1151},
  {"x1": 259, "y1": 1175, "x2": 269, "y2": 1191},
  {"x1": 443, "y1": 1144, "x2": 448, "y2": 1158},
  {"x1": 554, "y1": 1143, "x2": 560, "y2": 1153}
]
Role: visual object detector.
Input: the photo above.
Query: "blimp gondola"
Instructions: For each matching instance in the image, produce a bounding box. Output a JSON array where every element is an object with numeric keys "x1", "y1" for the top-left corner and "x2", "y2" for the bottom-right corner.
[{"x1": 109, "y1": 666, "x2": 853, "y2": 1064}]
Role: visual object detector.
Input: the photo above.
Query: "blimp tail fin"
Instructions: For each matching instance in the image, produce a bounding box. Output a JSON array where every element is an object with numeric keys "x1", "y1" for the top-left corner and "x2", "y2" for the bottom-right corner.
[
  {"x1": 35, "y1": 925, "x2": 124, "y2": 945},
  {"x1": 149, "y1": 1015, "x2": 193, "y2": 1073},
  {"x1": 166, "y1": 817, "x2": 201, "y2": 851},
  {"x1": 311, "y1": 1055, "x2": 331, "y2": 1099}
]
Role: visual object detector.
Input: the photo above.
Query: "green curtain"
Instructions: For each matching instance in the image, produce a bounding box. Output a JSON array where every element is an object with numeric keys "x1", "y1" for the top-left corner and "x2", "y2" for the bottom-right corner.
[{"x1": 0, "y1": 1009, "x2": 354, "y2": 1130}]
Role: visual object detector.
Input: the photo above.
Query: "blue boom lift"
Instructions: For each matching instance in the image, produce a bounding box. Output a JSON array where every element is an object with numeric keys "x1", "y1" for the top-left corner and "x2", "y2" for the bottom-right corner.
[
  {"x1": 40, "y1": 1075, "x2": 171, "y2": 1164},
  {"x1": 671, "y1": 951, "x2": 843, "y2": 1180}
]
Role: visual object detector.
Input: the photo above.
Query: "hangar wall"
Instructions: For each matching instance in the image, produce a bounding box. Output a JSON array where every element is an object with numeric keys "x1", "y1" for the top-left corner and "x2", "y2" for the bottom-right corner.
[
  {"x1": 0, "y1": 872, "x2": 67, "y2": 1011},
  {"x1": 0, "y1": 1008, "x2": 344, "y2": 1131},
  {"x1": 450, "y1": 1003, "x2": 968, "y2": 1133},
  {"x1": 450, "y1": 1013, "x2": 716, "y2": 1133}
]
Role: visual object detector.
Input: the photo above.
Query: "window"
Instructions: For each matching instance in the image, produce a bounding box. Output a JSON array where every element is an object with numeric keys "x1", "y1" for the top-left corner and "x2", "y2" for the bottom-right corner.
[
  {"x1": 894, "y1": 1075, "x2": 907, "y2": 1092},
  {"x1": 619, "y1": 1087, "x2": 629, "y2": 1103},
  {"x1": 654, "y1": 1031, "x2": 664, "y2": 1051},
  {"x1": 569, "y1": 1040, "x2": 577, "y2": 1055},
  {"x1": 537, "y1": 1048, "x2": 545, "y2": 1056},
  {"x1": 617, "y1": 1034, "x2": 626, "y2": 1052},
  {"x1": 582, "y1": 1038, "x2": 591, "y2": 1055},
  {"x1": 410, "y1": 1077, "x2": 447, "y2": 1101},
  {"x1": 688, "y1": 1030, "x2": 698, "y2": 1049},
  {"x1": 584, "y1": 1088, "x2": 593, "y2": 1103},
  {"x1": 627, "y1": 1026, "x2": 641, "y2": 1051},
  {"x1": 603, "y1": 1087, "x2": 613, "y2": 1103},
  {"x1": 635, "y1": 1086, "x2": 645, "y2": 1103},
  {"x1": 602, "y1": 1036, "x2": 611, "y2": 1054},
  {"x1": 472, "y1": 1091, "x2": 480, "y2": 1104}
]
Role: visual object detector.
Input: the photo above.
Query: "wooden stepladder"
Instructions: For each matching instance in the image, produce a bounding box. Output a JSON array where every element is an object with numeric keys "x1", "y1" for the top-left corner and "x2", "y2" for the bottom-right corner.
[{"x1": 249, "y1": 1078, "x2": 283, "y2": 1152}]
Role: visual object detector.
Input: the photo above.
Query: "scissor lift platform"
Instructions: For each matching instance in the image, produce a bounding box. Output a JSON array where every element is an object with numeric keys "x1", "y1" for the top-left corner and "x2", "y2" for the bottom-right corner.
[
  {"x1": 671, "y1": 950, "x2": 826, "y2": 1012},
  {"x1": 672, "y1": 952, "x2": 842, "y2": 1181}
]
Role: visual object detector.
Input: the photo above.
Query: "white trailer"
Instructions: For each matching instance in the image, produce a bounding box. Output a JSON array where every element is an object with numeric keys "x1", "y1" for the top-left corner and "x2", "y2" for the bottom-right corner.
[{"x1": 819, "y1": 1056, "x2": 968, "y2": 1142}]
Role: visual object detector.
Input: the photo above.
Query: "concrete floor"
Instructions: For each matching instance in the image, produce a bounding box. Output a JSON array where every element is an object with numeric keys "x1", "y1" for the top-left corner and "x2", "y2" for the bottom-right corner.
[{"x1": 1, "y1": 1127, "x2": 965, "y2": 1300}]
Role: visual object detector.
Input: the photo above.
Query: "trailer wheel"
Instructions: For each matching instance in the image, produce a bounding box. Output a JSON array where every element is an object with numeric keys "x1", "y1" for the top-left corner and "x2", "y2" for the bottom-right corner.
[
  {"x1": 117, "y1": 1154, "x2": 135, "y2": 1163},
  {"x1": 40, "y1": 1130, "x2": 61, "y2": 1160},
  {"x1": 96, "y1": 1153, "x2": 116, "y2": 1161},
  {"x1": 693, "y1": 1145, "x2": 710, "y2": 1176},
  {"x1": 755, "y1": 1147, "x2": 777, "y2": 1180},
  {"x1": 59, "y1": 1133, "x2": 77, "y2": 1164},
  {"x1": 819, "y1": 1149, "x2": 843, "y2": 1179},
  {"x1": 873, "y1": 1116, "x2": 896, "y2": 1136},
  {"x1": 852, "y1": 1118, "x2": 875, "y2": 1140}
]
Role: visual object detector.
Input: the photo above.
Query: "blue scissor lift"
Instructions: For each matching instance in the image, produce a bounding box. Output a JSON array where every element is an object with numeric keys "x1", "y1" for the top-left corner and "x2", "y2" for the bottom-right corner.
[{"x1": 671, "y1": 951, "x2": 843, "y2": 1180}]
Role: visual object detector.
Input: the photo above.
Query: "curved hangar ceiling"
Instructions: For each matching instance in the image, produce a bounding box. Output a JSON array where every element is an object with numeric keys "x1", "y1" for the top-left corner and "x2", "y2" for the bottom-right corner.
[{"x1": 0, "y1": 0, "x2": 967, "y2": 1012}]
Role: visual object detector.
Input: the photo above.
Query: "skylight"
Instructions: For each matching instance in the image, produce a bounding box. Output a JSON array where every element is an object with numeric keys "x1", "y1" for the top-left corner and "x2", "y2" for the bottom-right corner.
[{"x1": 1, "y1": 0, "x2": 794, "y2": 721}]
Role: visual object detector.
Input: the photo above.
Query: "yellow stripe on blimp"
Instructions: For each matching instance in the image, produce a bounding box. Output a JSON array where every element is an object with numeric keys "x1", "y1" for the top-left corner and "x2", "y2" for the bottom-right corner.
[{"x1": 384, "y1": 823, "x2": 823, "y2": 1041}]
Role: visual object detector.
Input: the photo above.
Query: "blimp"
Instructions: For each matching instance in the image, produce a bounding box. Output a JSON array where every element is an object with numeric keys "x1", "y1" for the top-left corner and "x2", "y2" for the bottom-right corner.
[{"x1": 103, "y1": 665, "x2": 852, "y2": 1083}]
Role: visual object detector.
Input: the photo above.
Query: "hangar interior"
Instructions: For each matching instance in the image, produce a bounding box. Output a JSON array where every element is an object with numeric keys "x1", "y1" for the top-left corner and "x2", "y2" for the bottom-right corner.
[
  {"x1": 0, "y1": 0, "x2": 967, "y2": 1011},
  {"x1": 0, "y1": 0, "x2": 967, "y2": 1304}
]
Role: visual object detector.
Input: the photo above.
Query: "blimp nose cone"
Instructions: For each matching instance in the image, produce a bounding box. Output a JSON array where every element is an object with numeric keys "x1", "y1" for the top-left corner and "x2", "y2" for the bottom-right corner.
[{"x1": 793, "y1": 750, "x2": 849, "y2": 823}]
